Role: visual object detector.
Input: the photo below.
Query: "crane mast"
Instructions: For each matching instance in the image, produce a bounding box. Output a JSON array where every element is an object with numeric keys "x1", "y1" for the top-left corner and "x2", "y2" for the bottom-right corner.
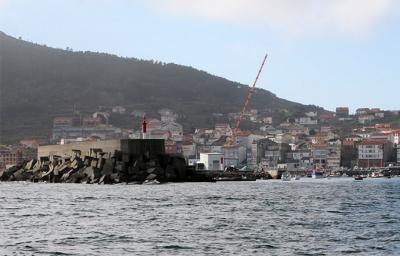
[{"x1": 230, "y1": 53, "x2": 268, "y2": 145}]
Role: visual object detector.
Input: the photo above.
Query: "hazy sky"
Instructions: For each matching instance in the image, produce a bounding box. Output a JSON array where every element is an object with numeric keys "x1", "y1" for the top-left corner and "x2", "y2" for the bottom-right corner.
[{"x1": 1, "y1": 0, "x2": 399, "y2": 112}]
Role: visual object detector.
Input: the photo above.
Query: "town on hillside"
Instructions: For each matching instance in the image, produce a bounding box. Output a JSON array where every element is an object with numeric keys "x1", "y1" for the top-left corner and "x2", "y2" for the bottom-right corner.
[{"x1": 1, "y1": 106, "x2": 400, "y2": 174}]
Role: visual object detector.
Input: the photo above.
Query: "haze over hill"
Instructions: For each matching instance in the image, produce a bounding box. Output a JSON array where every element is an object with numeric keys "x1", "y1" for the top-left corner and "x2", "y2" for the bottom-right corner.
[{"x1": 0, "y1": 31, "x2": 321, "y2": 143}]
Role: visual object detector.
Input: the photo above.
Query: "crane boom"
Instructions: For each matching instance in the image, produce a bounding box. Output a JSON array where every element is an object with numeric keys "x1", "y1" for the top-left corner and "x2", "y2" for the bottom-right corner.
[{"x1": 233, "y1": 53, "x2": 268, "y2": 139}]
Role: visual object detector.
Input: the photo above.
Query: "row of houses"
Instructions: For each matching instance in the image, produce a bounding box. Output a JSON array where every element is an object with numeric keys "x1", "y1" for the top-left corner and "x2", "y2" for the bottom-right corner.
[{"x1": 181, "y1": 121, "x2": 400, "y2": 171}]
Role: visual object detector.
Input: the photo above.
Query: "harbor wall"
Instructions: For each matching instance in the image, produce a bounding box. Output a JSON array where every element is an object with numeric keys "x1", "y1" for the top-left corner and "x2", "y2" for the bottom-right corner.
[{"x1": 37, "y1": 140, "x2": 121, "y2": 158}]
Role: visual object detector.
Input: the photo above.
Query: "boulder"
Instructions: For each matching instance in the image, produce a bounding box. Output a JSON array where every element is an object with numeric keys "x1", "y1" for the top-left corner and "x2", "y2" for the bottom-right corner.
[
  {"x1": 25, "y1": 159, "x2": 36, "y2": 170},
  {"x1": 101, "y1": 161, "x2": 114, "y2": 175},
  {"x1": 146, "y1": 173, "x2": 157, "y2": 181},
  {"x1": 82, "y1": 166, "x2": 101, "y2": 182}
]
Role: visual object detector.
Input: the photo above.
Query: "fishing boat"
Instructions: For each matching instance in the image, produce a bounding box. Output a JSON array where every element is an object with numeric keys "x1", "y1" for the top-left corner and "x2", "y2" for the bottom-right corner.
[{"x1": 354, "y1": 176, "x2": 363, "y2": 181}]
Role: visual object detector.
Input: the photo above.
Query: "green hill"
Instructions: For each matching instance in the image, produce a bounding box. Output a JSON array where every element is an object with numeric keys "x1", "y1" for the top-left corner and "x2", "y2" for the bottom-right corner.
[{"x1": 0, "y1": 31, "x2": 321, "y2": 143}]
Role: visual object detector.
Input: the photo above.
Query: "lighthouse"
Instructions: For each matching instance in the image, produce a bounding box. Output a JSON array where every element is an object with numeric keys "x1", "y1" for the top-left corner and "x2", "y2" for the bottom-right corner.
[{"x1": 141, "y1": 114, "x2": 147, "y2": 139}]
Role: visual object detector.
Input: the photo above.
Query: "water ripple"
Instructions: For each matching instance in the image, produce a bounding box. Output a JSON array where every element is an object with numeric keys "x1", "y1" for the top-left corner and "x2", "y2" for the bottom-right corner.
[{"x1": 0, "y1": 178, "x2": 399, "y2": 255}]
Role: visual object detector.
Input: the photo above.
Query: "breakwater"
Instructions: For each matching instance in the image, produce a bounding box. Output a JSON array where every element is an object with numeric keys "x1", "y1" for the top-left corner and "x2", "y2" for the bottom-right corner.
[{"x1": 0, "y1": 139, "x2": 213, "y2": 184}]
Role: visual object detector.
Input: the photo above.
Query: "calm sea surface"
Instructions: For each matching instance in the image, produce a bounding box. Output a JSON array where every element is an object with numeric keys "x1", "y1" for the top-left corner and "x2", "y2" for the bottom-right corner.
[{"x1": 1, "y1": 178, "x2": 399, "y2": 255}]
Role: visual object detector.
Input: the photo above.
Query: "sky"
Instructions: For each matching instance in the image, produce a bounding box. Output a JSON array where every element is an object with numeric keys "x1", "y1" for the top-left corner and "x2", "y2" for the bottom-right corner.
[{"x1": 0, "y1": 0, "x2": 399, "y2": 113}]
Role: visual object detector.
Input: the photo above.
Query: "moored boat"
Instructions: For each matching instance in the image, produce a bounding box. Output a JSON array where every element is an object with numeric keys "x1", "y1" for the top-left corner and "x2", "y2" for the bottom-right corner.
[
  {"x1": 354, "y1": 175, "x2": 363, "y2": 181},
  {"x1": 281, "y1": 172, "x2": 291, "y2": 181}
]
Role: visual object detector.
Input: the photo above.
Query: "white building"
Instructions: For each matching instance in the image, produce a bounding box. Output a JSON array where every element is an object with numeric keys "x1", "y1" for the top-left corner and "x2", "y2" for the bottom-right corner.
[
  {"x1": 112, "y1": 106, "x2": 126, "y2": 114},
  {"x1": 295, "y1": 117, "x2": 318, "y2": 125},
  {"x1": 159, "y1": 108, "x2": 178, "y2": 123},
  {"x1": 199, "y1": 153, "x2": 224, "y2": 170},
  {"x1": 262, "y1": 117, "x2": 273, "y2": 124},
  {"x1": 305, "y1": 111, "x2": 318, "y2": 118}
]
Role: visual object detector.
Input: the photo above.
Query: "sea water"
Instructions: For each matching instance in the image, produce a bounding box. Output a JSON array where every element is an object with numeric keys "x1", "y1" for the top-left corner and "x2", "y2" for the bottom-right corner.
[{"x1": 1, "y1": 178, "x2": 399, "y2": 255}]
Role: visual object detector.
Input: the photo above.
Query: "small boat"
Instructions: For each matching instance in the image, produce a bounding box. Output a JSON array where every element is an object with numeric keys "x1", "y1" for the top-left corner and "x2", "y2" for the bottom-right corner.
[
  {"x1": 281, "y1": 172, "x2": 291, "y2": 181},
  {"x1": 354, "y1": 176, "x2": 363, "y2": 181},
  {"x1": 291, "y1": 175, "x2": 300, "y2": 181}
]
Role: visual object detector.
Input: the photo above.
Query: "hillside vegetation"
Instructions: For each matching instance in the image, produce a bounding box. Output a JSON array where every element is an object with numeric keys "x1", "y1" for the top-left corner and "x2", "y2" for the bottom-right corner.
[{"x1": 0, "y1": 31, "x2": 320, "y2": 143}]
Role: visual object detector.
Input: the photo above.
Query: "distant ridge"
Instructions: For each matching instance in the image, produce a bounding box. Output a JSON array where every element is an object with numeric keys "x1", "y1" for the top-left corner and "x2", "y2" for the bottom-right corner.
[{"x1": 0, "y1": 31, "x2": 322, "y2": 143}]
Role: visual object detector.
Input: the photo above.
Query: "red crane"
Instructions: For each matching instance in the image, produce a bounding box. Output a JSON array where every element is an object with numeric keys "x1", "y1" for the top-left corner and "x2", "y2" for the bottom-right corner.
[{"x1": 226, "y1": 53, "x2": 268, "y2": 146}]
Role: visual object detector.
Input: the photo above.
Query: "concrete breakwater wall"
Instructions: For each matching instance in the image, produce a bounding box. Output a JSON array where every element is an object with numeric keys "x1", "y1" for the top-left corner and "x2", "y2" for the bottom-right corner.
[{"x1": 0, "y1": 139, "x2": 212, "y2": 184}]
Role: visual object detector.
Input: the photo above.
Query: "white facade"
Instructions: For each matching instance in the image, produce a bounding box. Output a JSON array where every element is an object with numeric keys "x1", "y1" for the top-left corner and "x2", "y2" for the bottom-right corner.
[
  {"x1": 262, "y1": 117, "x2": 273, "y2": 124},
  {"x1": 295, "y1": 117, "x2": 318, "y2": 125},
  {"x1": 199, "y1": 153, "x2": 224, "y2": 170},
  {"x1": 112, "y1": 106, "x2": 126, "y2": 114},
  {"x1": 305, "y1": 111, "x2": 318, "y2": 118}
]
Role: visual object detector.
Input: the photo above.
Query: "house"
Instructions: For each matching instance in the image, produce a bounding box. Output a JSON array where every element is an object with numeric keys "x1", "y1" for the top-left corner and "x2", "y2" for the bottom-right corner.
[
  {"x1": 247, "y1": 141, "x2": 258, "y2": 169},
  {"x1": 356, "y1": 108, "x2": 370, "y2": 116},
  {"x1": 159, "y1": 121, "x2": 183, "y2": 142},
  {"x1": 51, "y1": 117, "x2": 122, "y2": 142},
  {"x1": 310, "y1": 143, "x2": 340, "y2": 169},
  {"x1": 53, "y1": 117, "x2": 73, "y2": 128},
  {"x1": 0, "y1": 146, "x2": 23, "y2": 170},
  {"x1": 260, "y1": 125, "x2": 280, "y2": 135},
  {"x1": 256, "y1": 139, "x2": 291, "y2": 168},
  {"x1": 390, "y1": 130, "x2": 400, "y2": 145},
  {"x1": 181, "y1": 139, "x2": 195, "y2": 159},
  {"x1": 369, "y1": 131, "x2": 392, "y2": 141},
  {"x1": 370, "y1": 108, "x2": 381, "y2": 113},
  {"x1": 358, "y1": 115, "x2": 375, "y2": 124},
  {"x1": 375, "y1": 112, "x2": 385, "y2": 119},
  {"x1": 147, "y1": 119, "x2": 162, "y2": 131},
  {"x1": 223, "y1": 144, "x2": 247, "y2": 167},
  {"x1": 341, "y1": 139, "x2": 358, "y2": 168},
  {"x1": 305, "y1": 111, "x2": 318, "y2": 118},
  {"x1": 158, "y1": 108, "x2": 177, "y2": 123},
  {"x1": 336, "y1": 107, "x2": 349, "y2": 118},
  {"x1": 112, "y1": 106, "x2": 126, "y2": 114},
  {"x1": 287, "y1": 124, "x2": 309, "y2": 136},
  {"x1": 375, "y1": 123, "x2": 391, "y2": 130},
  {"x1": 357, "y1": 140, "x2": 393, "y2": 168},
  {"x1": 82, "y1": 117, "x2": 103, "y2": 127},
  {"x1": 319, "y1": 113, "x2": 335, "y2": 123},
  {"x1": 311, "y1": 144, "x2": 329, "y2": 169},
  {"x1": 273, "y1": 133, "x2": 298, "y2": 144},
  {"x1": 326, "y1": 145, "x2": 341, "y2": 170},
  {"x1": 295, "y1": 117, "x2": 318, "y2": 125},
  {"x1": 397, "y1": 145, "x2": 400, "y2": 164},
  {"x1": 92, "y1": 112, "x2": 110, "y2": 124},
  {"x1": 262, "y1": 117, "x2": 273, "y2": 124},
  {"x1": 199, "y1": 153, "x2": 224, "y2": 170},
  {"x1": 214, "y1": 123, "x2": 232, "y2": 137}
]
